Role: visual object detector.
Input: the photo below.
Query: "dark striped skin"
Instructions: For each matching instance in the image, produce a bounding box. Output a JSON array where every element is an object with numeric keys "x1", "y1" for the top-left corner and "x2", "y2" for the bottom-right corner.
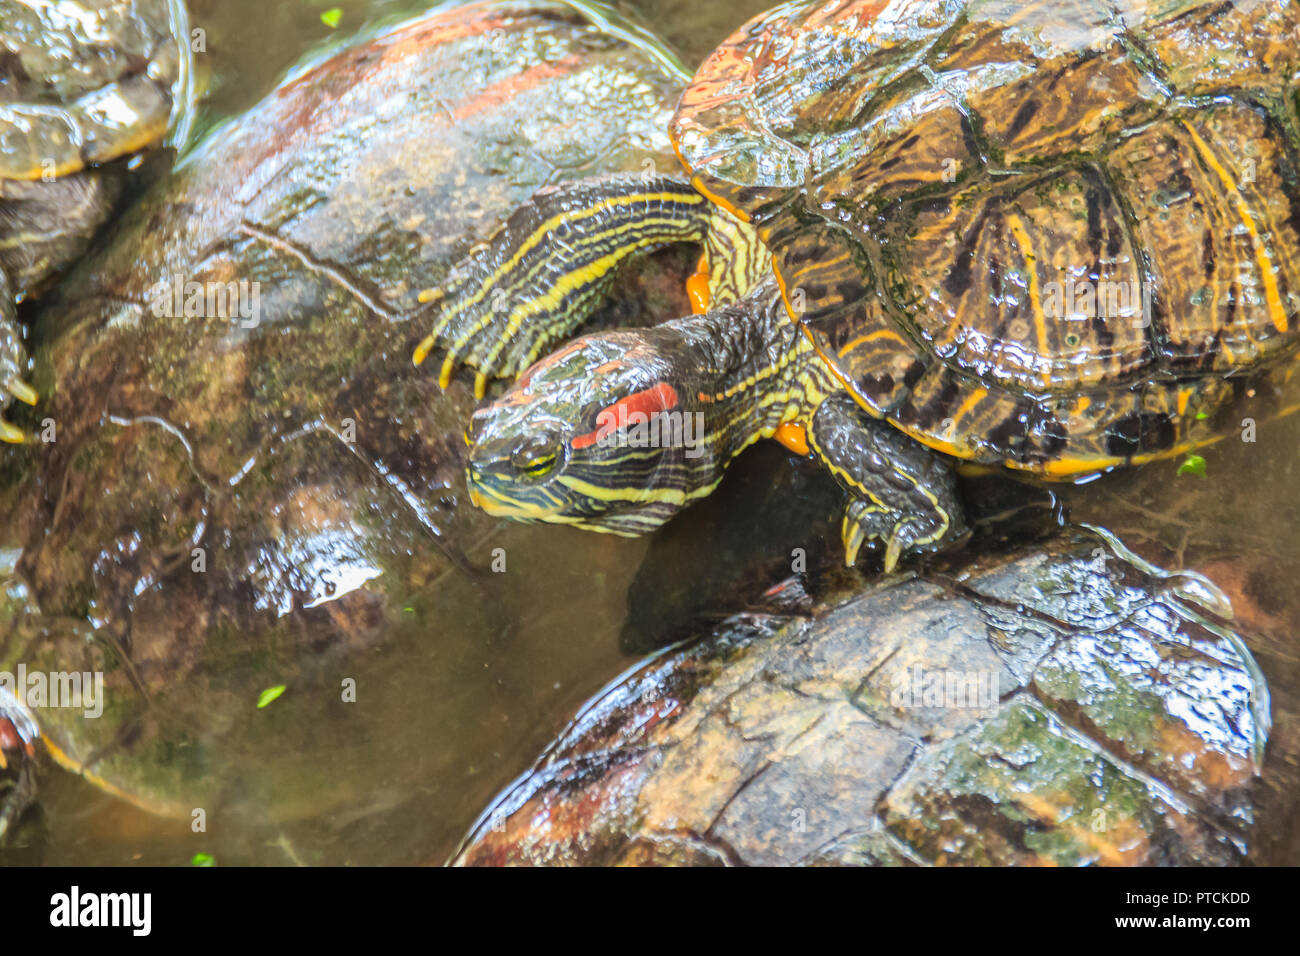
[
  {"x1": 675, "y1": 0, "x2": 1300, "y2": 476},
  {"x1": 414, "y1": 175, "x2": 710, "y2": 397},
  {"x1": 466, "y1": 280, "x2": 838, "y2": 534},
  {"x1": 465, "y1": 261, "x2": 957, "y2": 569},
  {"x1": 701, "y1": 203, "x2": 772, "y2": 305}
]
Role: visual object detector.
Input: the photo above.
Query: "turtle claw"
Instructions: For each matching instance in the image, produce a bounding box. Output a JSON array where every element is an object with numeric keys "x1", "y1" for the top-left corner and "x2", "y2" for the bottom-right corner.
[
  {"x1": 413, "y1": 280, "x2": 550, "y2": 396},
  {"x1": 841, "y1": 504, "x2": 922, "y2": 574},
  {"x1": 841, "y1": 509, "x2": 868, "y2": 568},
  {"x1": 883, "y1": 532, "x2": 904, "y2": 575},
  {"x1": 0, "y1": 378, "x2": 37, "y2": 445},
  {"x1": 414, "y1": 295, "x2": 554, "y2": 397},
  {"x1": 7, "y1": 380, "x2": 37, "y2": 407},
  {"x1": 433, "y1": 350, "x2": 492, "y2": 397},
  {"x1": 435, "y1": 353, "x2": 456, "y2": 389},
  {"x1": 412, "y1": 272, "x2": 523, "y2": 395},
  {"x1": 2, "y1": 295, "x2": 36, "y2": 441},
  {"x1": 0, "y1": 420, "x2": 25, "y2": 445},
  {"x1": 409, "y1": 290, "x2": 450, "y2": 369},
  {"x1": 814, "y1": 397, "x2": 966, "y2": 572},
  {"x1": 0, "y1": 378, "x2": 38, "y2": 444},
  {"x1": 841, "y1": 499, "x2": 894, "y2": 570}
]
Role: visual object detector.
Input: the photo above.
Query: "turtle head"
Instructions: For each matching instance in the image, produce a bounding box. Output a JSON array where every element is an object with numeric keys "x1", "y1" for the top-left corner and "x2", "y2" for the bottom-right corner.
[{"x1": 466, "y1": 331, "x2": 721, "y2": 535}]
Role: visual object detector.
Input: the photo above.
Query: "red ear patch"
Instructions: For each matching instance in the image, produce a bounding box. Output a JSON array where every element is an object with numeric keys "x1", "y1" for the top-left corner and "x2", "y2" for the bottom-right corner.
[{"x1": 572, "y1": 382, "x2": 679, "y2": 450}]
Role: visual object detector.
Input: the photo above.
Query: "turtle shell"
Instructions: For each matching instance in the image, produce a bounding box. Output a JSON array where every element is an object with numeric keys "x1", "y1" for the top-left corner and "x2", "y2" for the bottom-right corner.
[
  {"x1": 452, "y1": 532, "x2": 1270, "y2": 866},
  {"x1": 1, "y1": 0, "x2": 697, "y2": 845},
  {"x1": 0, "y1": 0, "x2": 186, "y2": 182},
  {"x1": 670, "y1": 0, "x2": 1300, "y2": 476}
]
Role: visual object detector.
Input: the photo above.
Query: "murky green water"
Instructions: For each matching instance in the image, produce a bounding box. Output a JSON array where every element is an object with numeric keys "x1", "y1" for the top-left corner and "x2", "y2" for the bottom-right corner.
[{"x1": 4, "y1": 0, "x2": 1299, "y2": 866}]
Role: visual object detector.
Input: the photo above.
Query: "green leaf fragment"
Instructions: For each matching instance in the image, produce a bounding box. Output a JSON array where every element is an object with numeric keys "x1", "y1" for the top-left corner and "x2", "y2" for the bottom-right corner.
[
  {"x1": 1177, "y1": 454, "x2": 1207, "y2": 477},
  {"x1": 320, "y1": 8, "x2": 343, "y2": 28},
  {"x1": 191, "y1": 852, "x2": 215, "y2": 867},
  {"x1": 257, "y1": 684, "x2": 287, "y2": 708}
]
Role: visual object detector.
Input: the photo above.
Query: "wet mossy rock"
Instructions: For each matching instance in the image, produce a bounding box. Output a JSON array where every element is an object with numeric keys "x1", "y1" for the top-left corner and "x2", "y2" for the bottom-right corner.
[
  {"x1": 453, "y1": 531, "x2": 1269, "y2": 866},
  {"x1": 0, "y1": 1, "x2": 694, "y2": 824}
]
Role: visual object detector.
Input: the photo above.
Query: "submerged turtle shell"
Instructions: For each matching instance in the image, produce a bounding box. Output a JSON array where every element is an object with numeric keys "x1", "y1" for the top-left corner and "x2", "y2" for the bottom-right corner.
[
  {"x1": 0, "y1": 0, "x2": 184, "y2": 181},
  {"x1": 671, "y1": 0, "x2": 1300, "y2": 476},
  {"x1": 1, "y1": 0, "x2": 696, "y2": 856},
  {"x1": 0, "y1": 0, "x2": 187, "y2": 304},
  {"x1": 452, "y1": 531, "x2": 1269, "y2": 866}
]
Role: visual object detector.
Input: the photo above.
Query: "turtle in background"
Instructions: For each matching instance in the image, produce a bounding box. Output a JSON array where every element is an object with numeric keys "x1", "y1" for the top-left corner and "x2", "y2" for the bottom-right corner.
[
  {"x1": 0, "y1": 0, "x2": 711, "y2": 860},
  {"x1": 415, "y1": 0, "x2": 1300, "y2": 572},
  {"x1": 450, "y1": 529, "x2": 1271, "y2": 866},
  {"x1": 0, "y1": 0, "x2": 191, "y2": 442}
]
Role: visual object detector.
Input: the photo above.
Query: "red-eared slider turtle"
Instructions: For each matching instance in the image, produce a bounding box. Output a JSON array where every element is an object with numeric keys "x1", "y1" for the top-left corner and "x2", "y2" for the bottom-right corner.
[
  {"x1": 451, "y1": 530, "x2": 1270, "y2": 866},
  {"x1": 0, "y1": 1, "x2": 703, "y2": 860},
  {"x1": 425, "y1": 0, "x2": 1300, "y2": 572},
  {"x1": 0, "y1": 0, "x2": 191, "y2": 441}
]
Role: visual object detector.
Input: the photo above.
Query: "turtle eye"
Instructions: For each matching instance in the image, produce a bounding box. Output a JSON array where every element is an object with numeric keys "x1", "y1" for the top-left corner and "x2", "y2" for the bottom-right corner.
[{"x1": 510, "y1": 432, "x2": 561, "y2": 476}]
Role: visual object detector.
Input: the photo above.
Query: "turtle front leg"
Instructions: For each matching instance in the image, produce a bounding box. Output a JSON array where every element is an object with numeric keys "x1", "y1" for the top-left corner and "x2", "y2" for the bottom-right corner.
[
  {"x1": 807, "y1": 393, "x2": 966, "y2": 571},
  {"x1": 412, "y1": 174, "x2": 709, "y2": 398},
  {"x1": 0, "y1": 270, "x2": 38, "y2": 444}
]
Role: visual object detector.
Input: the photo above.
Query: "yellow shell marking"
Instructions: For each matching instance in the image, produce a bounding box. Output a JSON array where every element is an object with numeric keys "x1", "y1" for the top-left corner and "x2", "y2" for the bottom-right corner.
[{"x1": 1182, "y1": 120, "x2": 1288, "y2": 335}]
